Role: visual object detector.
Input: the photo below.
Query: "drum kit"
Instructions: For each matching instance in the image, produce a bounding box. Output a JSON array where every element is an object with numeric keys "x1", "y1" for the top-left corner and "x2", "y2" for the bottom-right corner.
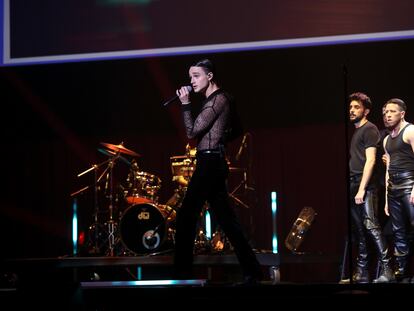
[{"x1": 72, "y1": 142, "x2": 251, "y2": 257}]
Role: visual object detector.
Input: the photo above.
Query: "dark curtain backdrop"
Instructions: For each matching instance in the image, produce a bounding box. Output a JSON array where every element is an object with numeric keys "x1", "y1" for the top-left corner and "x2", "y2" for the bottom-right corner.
[{"x1": 1, "y1": 39, "x2": 413, "y2": 282}]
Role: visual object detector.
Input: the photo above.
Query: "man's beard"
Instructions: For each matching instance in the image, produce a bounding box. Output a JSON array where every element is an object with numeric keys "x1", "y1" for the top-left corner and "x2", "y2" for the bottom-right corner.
[{"x1": 350, "y1": 115, "x2": 363, "y2": 124}]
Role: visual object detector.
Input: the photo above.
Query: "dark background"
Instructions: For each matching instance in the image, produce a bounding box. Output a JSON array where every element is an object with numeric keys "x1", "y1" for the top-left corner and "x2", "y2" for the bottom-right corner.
[{"x1": 1, "y1": 1, "x2": 414, "y2": 283}]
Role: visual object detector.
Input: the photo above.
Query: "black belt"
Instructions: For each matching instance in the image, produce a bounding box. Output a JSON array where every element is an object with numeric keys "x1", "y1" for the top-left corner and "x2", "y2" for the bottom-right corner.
[
  {"x1": 349, "y1": 175, "x2": 362, "y2": 182},
  {"x1": 197, "y1": 148, "x2": 225, "y2": 157},
  {"x1": 198, "y1": 150, "x2": 221, "y2": 154},
  {"x1": 389, "y1": 171, "x2": 414, "y2": 180}
]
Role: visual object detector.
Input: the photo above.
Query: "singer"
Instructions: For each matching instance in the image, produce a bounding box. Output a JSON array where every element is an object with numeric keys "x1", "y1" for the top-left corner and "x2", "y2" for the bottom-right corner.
[{"x1": 172, "y1": 58, "x2": 262, "y2": 285}]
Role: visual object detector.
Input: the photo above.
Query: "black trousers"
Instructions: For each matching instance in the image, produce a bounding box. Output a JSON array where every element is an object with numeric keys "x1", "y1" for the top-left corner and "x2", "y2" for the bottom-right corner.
[
  {"x1": 388, "y1": 172, "x2": 414, "y2": 266},
  {"x1": 173, "y1": 152, "x2": 261, "y2": 279},
  {"x1": 349, "y1": 177, "x2": 389, "y2": 270}
]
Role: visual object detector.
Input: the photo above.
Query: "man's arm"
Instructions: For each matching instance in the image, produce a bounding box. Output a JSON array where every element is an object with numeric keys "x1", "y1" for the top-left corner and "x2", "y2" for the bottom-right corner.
[
  {"x1": 403, "y1": 125, "x2": 414, "y2": 204},
  {"x1": 383, "y1": 135, "x2": 390, "y2": 216},
  {"x1": 355, "y1": 146, "x2": 376, "y2": 204}
]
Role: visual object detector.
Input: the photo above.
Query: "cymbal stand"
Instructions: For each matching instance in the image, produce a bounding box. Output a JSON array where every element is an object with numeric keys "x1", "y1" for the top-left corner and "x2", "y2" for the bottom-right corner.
[
  {"x1": 91, "y1": 161, "x2": 111, "y2": 254},
  {"x1": 229, "y1": 171, "x2": 251, "y2": 209},
  {"x1": 229, "y1": 132, "x2": 256, "y2": 209},
  {"x1": 89, "y1": 167, "x2": 100, "y2": 254},
  {"x1": 105, "y1": 155, "x2": 117, "y2": 256},
  {"x1": 72, "y1": 157, "x2": 113, "y2": 255}
]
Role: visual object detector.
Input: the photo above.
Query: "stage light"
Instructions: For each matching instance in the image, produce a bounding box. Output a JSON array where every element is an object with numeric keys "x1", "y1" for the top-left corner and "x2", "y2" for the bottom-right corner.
[
  {"x1": 72, "y1": 198, "x2": 78, "y2": 256},
  {"x1": 205, "y1": 210, "x2": 212, "y2": 239},
  {"x1": 271, "y1": 191, "x2": 278, "y2": 254}
]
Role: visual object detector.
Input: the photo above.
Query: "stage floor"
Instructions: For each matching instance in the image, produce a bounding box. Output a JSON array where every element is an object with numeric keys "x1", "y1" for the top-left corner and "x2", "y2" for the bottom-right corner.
[
  {"x1": 1, "y1": 252, "x2": 280, "y2": 286},
  {"x1": 1, "y1": 279, "x2": 413, "y2": 310},
  {"x1": 2, "y1": 252, "x2": 412, "y2": 309}
]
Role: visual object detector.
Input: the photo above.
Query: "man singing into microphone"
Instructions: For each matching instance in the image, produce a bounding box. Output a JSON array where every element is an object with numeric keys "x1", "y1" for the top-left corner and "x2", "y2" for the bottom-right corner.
[{"x1": 173, "y1": 59, "x2": 262, "y2": 285}]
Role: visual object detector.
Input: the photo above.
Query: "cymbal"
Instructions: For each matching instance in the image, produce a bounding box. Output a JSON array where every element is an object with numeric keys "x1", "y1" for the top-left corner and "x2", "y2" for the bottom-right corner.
[{"x1": 100, "y1": 142, "x2": 140, "y2": 157}]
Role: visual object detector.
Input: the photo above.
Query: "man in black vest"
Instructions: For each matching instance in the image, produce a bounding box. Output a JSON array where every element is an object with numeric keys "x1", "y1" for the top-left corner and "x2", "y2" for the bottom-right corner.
[{"x1": 383, "y1": 98, "x2": 414, "y2": 282}]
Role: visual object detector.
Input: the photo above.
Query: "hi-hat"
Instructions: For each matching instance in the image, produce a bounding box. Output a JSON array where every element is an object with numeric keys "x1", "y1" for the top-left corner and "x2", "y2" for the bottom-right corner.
[{"x1": 100, "y1": 142, "x2": 140, "y2": 157}]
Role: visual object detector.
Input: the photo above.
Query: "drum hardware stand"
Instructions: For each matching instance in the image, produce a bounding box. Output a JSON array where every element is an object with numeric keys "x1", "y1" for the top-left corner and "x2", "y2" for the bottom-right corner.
[
  {"x1": 229, "y1": 171, "x2": 252, "y2": 209},
  {"x1": 73, "y1": 153, "x2": 122, "y2": 256},
  {"x1": 88, "y1": 163, "x2": 117, "y2": 255},
  {"x1": 105, "y1": 155, "x2": 118, "y2": 257},
  {"x1": 230, "y1": 132, "x2": 257, "y2": 210},
  {"x1": 88, "y1": 167, "x2": 101, "y2": 255}
]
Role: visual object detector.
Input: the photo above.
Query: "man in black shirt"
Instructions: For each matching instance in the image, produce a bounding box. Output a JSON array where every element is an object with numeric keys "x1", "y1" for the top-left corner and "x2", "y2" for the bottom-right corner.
[
  {"x1": 348, "y1": 92, "x2": 394, "y2": 283},
  {"x1": 383, "y1": 98, "x2": 414, "y2": 282},
  {"x1": 173, "y1": 59, "x2": 262, "y2": 284}
]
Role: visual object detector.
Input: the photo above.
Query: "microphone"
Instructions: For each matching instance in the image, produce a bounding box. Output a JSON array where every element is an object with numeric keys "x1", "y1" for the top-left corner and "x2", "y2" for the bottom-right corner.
[
  {"x1": 235, "y1": 133, "x2": 248, "y2": 161},
  {"x1": 163, "y1": 85, "x2": 192, "y2": 107}
]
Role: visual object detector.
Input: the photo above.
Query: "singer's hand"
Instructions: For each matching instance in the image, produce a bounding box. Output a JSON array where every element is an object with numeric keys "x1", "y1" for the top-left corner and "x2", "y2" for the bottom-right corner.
[{"x1": 177, "y1": 86, "x2": 191, "y2": 105}]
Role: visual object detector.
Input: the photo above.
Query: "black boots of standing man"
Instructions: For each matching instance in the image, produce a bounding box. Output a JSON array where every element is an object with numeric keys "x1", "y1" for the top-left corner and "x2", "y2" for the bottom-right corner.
[
  {"x1": 394, "y1": 254, "x2": 410, "y2": 282},
  {"x1": 352, "y1": 226, "x2": 395, "y2": 283}
]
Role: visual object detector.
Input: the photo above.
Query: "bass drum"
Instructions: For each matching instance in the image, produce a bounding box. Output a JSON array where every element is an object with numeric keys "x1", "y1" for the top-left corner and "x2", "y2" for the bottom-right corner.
[{"x1": 119, "y1": 202, "x2": 176, "y2": 255}]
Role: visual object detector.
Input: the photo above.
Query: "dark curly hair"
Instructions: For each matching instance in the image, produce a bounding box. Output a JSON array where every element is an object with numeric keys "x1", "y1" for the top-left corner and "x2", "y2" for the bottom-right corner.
[{"x1": 349, "y1": 92, "x2": 372, "y2": 110}]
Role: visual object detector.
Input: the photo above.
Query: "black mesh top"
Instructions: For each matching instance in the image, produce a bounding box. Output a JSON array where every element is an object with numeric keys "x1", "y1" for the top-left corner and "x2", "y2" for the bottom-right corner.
[{"x1": 181, "y1": 89, "x2": 231, "y2": 151}]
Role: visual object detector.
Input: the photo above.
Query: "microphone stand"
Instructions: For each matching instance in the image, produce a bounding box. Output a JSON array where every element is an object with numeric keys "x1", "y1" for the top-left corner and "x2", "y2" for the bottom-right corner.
[{"x1": 342, "y1": 64, "x2": 353, "y2": 283}]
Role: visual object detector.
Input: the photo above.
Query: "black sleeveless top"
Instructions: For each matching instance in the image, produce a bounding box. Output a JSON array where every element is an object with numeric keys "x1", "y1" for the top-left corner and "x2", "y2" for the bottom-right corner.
[{"x1": 386, "y1": 123, "x2": 414, "y2": 174}]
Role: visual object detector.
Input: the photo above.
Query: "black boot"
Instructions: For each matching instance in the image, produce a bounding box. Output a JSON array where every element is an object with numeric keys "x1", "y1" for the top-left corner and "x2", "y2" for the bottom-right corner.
[
  {"x1": 395, "y1": 255, "x2": 409, "y2": 282},
  {"x1": 373, "y1": 262, "x2": 395, "y2": 283},
  {"x1": 352, "y1": 234, "x2": 369, "y2": 283},
  {"x1": 352, "y1": 266, "x2": 369, "y2": 283},
  {"x1": 369, "y1": 227, "x2": 394, "y2": 283}
]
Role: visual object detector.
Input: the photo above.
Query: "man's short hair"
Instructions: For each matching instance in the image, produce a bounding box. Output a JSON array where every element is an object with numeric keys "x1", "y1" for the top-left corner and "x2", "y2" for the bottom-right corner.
[
  {"x1": 386, "y1": 98, "x2": 406, "y2": 112},
  {"x1": 192, "y1": 59, "x2": 215, "y2": 75}
]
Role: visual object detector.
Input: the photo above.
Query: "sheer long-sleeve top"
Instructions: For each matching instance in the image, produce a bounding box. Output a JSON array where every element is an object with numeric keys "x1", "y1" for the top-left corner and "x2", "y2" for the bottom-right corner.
[{"x1": 181, "y1": 89, "x2": 231, "y2": 151}]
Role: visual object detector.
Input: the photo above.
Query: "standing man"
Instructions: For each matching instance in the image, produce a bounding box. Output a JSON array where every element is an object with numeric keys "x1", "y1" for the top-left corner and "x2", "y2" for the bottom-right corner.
[
  {"x1": 348, "y1": 92, "x2": 394, "y2": 283},
  {"x1": 173, "y1": 59, "x2": 262, "y2": 284},
  {"x1": 383, "y1": 98, "x2": 414, "y2": 282}
]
